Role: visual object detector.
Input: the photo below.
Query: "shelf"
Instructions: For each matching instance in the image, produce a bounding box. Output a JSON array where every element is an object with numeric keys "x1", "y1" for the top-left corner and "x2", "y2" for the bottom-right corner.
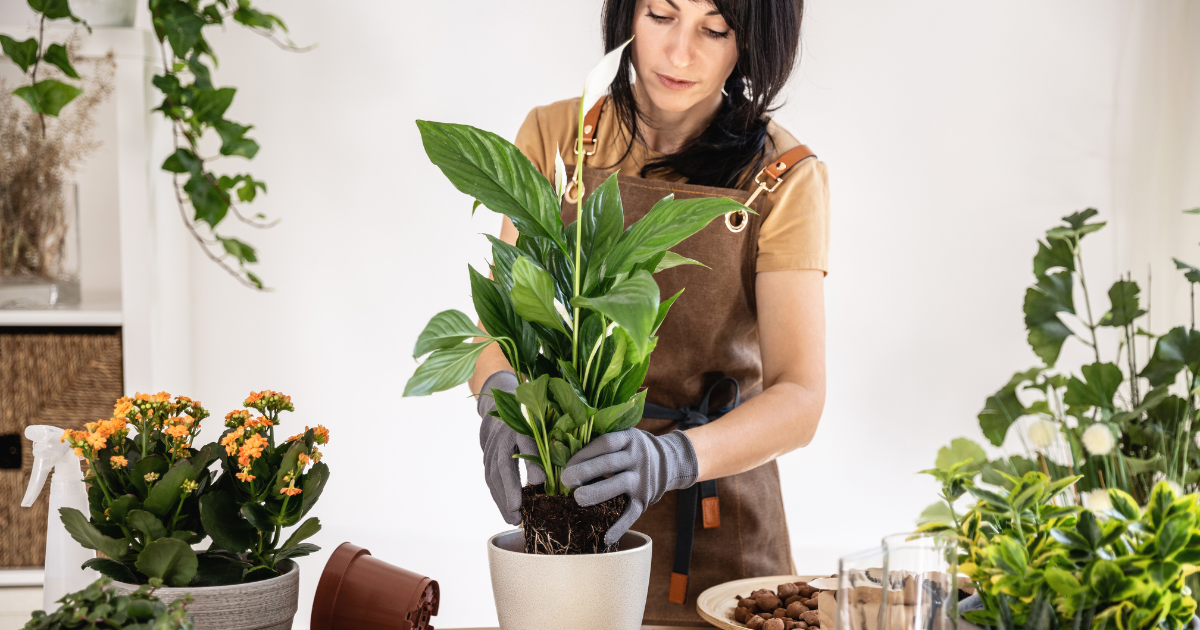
[
  {"x1": 0, "y1": 569, "x2": 43, "y2": 588},
  {"x1": 0, "y1": 294, "x2": 122, "y2": 327}
]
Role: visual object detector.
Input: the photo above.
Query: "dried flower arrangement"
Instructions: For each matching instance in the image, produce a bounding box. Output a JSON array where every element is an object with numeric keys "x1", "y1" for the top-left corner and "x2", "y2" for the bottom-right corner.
[{"x1": 0, "y1": 39, "x2": 112, "y2": 288}]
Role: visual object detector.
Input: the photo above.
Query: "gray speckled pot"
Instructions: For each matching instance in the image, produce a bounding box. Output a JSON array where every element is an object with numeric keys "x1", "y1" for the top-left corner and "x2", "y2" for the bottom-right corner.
[
  {"x1": 111, "y1": 561, "x2": 299, "y2": 630},
  {"x1": 487, "y1": 529, "x2": 652, "y2": 630}
]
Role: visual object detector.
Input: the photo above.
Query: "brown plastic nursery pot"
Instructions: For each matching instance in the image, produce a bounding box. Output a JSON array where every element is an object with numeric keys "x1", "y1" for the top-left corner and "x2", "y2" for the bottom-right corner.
[{"x1": 311, "y1": 542, "x2": 439, "y2": 630}]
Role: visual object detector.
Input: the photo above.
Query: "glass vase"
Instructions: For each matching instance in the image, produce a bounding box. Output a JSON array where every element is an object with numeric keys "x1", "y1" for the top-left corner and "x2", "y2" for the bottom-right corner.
[
  {"x1": 0, "y1": 182, "x2": 81, "y2": 309},
  {"x1": 880, "y1": 532, "x2": 958, "y2": 630}
]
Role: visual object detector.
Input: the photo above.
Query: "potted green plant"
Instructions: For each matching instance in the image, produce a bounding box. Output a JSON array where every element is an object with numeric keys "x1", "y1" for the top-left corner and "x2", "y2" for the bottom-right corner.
[
  {"x1": 920, "y1": 459, "x2": 1200, "y2": 630},
  {"x1": 23, "y1": 576, "x2": 194, "y2": 630},
  {"x1": 402, "y1": 41, "x2": 745, "y2": 630},
  {"x1": 58, "y1": 390, "x2": 330, "y2": 630}
]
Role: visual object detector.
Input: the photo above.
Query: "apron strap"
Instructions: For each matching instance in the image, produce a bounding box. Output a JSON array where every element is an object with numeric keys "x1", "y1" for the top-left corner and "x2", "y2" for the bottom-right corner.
[
  {"x1": 643, "y1": 376, "x2": 742, "y2": 605},
  {"x1": 726, "y1": 143, "x2": 817, "y2": 233},
  {"x1": 563, "y1": 96, "x2": 607, "y2": 204}
]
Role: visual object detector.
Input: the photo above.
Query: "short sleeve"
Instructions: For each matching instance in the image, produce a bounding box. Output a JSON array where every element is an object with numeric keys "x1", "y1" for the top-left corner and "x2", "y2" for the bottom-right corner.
[
  {"x1": 755, "y1": 158, "x2": 831, "y2": 274},
  {"x1": 514, "y1": 106, "x2": 552, "y2": 181}
]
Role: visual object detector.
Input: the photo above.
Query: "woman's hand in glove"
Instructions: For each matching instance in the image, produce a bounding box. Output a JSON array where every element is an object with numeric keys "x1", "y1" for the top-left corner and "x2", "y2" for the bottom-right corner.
[
  {"x1": 478, "y1": 371, "x2": 544, "y2": 525},
  {"x1": 560, "y1": 429, "x2": 699, "y2": 546}
]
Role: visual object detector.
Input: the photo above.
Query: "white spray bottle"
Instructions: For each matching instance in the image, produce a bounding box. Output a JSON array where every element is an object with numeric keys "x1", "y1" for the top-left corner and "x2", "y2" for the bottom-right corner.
[{"x1": 22, "y1": 425, "x2": 98, "y2": 612}]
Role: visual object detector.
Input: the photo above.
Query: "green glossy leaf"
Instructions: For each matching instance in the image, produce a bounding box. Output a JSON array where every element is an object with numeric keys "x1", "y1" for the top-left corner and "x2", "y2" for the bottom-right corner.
[
  {"x1": 0, "y1": 35, "x2": 38, "y2": 73},
  {"x1": 573, "y1": 270, "x2": 659, "y2": 359},
  {"x1": 417, "y1": 120, "x2": 565, "y2": 251},
  {"x1": 977, "y1": 369, "x2": 1039, "y2": 446},
  {"x1": 549, "y1": 377, "x2": 590, "y2": 426},
  {"x1": 1149, "y1": 480, "x2": 1178, "y2": 529},
  {"x1": 136, "y1": 537, "x2": 198, "y2": 587},
  {"x1": 597, "y1": 330, "x2": 627, "y2": 393},
  {"x1": 200, "y1": 491, "x2": 255, "y2": 553},
  {"x1": 653, "y1": 288, "x2": 684, "y2": 335},
  {"x1": 1140, "y1": 327, "x2": 1200, "y2": 388},
  {"x1": 272, "y1": 440, "x2": 304, "y2": 495},
  {"x1": 580, "y1": 173, "x2": 624, "y2": 291},
  {"x1": 1173, "y1": 258, "x2": 1200, "y2": 284},
  {"x1": 1158, "y1": 512, "x2": 1195, "y2": 560},
  {"x1": 185, "y1": 174, "x2": 229, "y2": 227},
  {"x1": 1108, "y1": 488, "x2": 1141, "y2": 520},
  {"x1": 936, "y1": 438, "x2": 986, "y2": 473},
  {"x1": 609, "y1": 389, "x2": 647, "y2": 432},
  {"x1": 413, "y1": 310, "x2": 487, "y2": 357},
  {"x1": 144, "y1": 462, "x2": 193, "y2": 518},
  {"x1": 916, "y1": 501, "x2": 955, "y2": 527},
  {"x1": 1064, "y1": 362, "x2": 1123, "y2": 409},
  {"x1": 510, "y1": 256, "x2": 568, "y2": 334},
  {"x1": 59, "y1": 507, "x2": 130, "y2": 559},
  {"x1": 281, "y1": 516, "x2": 321, "y2": 550},
  {"x1": 297, "y1": 461, "x2": 329, "y2": 522},
  {"x1": 655, "y1": 251, "x2": 708, "y2": 273},
  {"x1": 490, "y1": 389, "x2": 531, "y2": 437},
  {"x1": 1100, "y1": 280, "x2": 1145, "y2": 327},
  {"x1": 162, "y1": 148, "x2": 202, "y2": 175},
  {"x1": 126, "y1": 509, "x2": 167, "y2": 542},
  {"x1": 1024, "y1": 271, "x2": 1075, "y2": 366},
  {"x1": 240, "y1": 503, "x2": 272, "y2": 531},
  {"x1": 1148, "y1": 560, "x2": 1182, "y2": 586},
  {"x1": 107, "y1": 494, "x2": 141, "y2": 525},
  {"x1": 549, "y1": 441, "x2": 570, "y2": 467},
  {"x1": 82, "y1": 558, "x2": 138, "y2": 583},
  {"x1": 42, "y1": 43, "x2": 78, "y2": 78},
  {"x1": 274, "y1": 543, "x2": 319, "y2": 564},
  {"x1": 160, "y1": 2, "x2": 205, "y2": 58},
  {"x1": 35, "y1": 0, "x2": 78, "y2": 21},
  {"x1": 592, "y1": 390, "x2": 647, "y2": 435},
  {"x1": 13, "y1": 79, "x2": 81, "y2": 116},
  {"x1": 602, "y1": 195, "x2": 743, "y2": 278},
  {"x1": 130, "y1": 455, "x2": 168, "y2": 496},
  {"x1": 220, "y1": 237, "x2": 257, "y2": 264},
  {"x1": 1090, "y1": 560, "x2": 1133, "y2": 601},
  {"x1": 1076, "y1": 510, "x2": 1102, "y2": 549},
  {"x1": 1033, "y1": 238, "x2": 1074, "y2": 278},
  {"x1": 514, "y1": 374, "x2": 551, "y2": 424},
  {"x1": 191, "y1": 87, "x2": 235, "y2": 124},
  {"x1": 403, "y1": 341, "x2": 492, "y2": 396},
  {"x1": 214, "y1": 120, "x2": 259, "y2": 158}
]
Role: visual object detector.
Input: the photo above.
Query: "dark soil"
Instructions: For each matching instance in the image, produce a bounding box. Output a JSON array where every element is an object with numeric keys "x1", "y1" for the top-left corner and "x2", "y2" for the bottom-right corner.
[{"x1": 520, "y1": 484, "x2": 628, "y2": 555}]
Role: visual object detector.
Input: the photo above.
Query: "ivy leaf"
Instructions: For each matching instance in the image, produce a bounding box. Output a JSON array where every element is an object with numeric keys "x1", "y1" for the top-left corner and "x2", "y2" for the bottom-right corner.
[
  {"x1": 220, "y1": 237, "x2": 257, "y2": 264},
  {"x1": 413, "y1": 310, "x2": 487, "y2": 358},
  {"x1": 1100, "y1": 280, "x2": 1145, "y2": 327},
  {"x1": 184, "y1": 174, "x2": 229, "y2": 227},
  {"x1": 32, "y1": 0, "x2": 81, "y2": 21},
  {"x1": 1047, "y1": 209, "x2": 1105, "y2": 241},
  {"x1": 1024, "y1": 271, "x2": 1075, "y2": 366},
  {"x1": 403, "y1": 341, "x2": 492, "y2": 396},
  {"x1": 511, "y1": 256, "x2": 569, "y2": 335},
  {"x1": 160, "y1": 2, "x2": 206, "y2": 59},
  {"x1": 13, "y1": 79, "x2": 82, "y2": 116},
  {"x1": 602, "y1": 195, "x2": 744, "y2": 278},
  {"x1": 417, "y1": 120, "x2": 565, "y2": 252},
  {"x1": 573, "y1": 270, "x2": 659, "y2": 360},
  {"x1": 161, "y1": 148, "x2": 202, "y2": 175},
  {"x1": 214, "y1": 120, "x2": 259, "y2": 158},
  {"x1": 1140, "y1": 327, "x2": 1200, "y2": 388},
  {"x1": 191, "y1": 87, "x2": 236, "y2": 124},
  {"x1": 1063, "y1": 362, "x2": 1123, "y2": 409},
  {"x1": 0, "y1": 35, "x2": 38, "y2": 73},
  {"x1": 42, "y1": 43, "x2": 78, "y2": 78}
]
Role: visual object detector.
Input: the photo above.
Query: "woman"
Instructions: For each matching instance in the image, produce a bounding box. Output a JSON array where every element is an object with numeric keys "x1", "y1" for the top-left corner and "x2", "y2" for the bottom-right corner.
[{"x1": 471, "y1": 0, "x2": 828, "y2": 624}]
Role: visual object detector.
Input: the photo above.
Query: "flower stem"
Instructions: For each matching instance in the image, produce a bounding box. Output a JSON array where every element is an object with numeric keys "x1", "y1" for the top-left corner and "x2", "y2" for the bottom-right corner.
[{"x1": 571, "y1": 98, "x2": 585, "y2": 370}]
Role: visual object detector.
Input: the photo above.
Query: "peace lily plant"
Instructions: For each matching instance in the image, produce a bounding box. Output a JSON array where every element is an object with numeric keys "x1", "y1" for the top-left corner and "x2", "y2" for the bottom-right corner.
[{"x1": 404, "y1": 40, "x2": 746, "y2": 496}]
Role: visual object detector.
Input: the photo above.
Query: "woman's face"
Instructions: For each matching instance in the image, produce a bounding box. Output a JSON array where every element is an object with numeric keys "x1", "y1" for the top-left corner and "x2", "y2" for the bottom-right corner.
[{"x1": 630, "y1": 0, "x2": 739, "y2": 115}]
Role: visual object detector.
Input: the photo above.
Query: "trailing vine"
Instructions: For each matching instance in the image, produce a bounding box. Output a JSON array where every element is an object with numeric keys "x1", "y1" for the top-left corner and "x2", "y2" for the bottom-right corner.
[{"x1": 149, "y1": 0, "x2": 310, "y2": 290}]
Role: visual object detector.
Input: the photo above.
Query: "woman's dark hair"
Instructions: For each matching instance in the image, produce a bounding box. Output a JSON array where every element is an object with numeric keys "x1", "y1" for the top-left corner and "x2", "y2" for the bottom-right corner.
[{"x1": 601, "y1": 0, "x2": 803, "y2": 189}]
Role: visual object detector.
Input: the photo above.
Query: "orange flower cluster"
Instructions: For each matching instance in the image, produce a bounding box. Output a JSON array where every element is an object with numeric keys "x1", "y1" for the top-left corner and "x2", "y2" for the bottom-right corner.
[
  {"x1": 220, "y1": 410, "x2": 275, "y2": 484},
  {"x1": 162, "y1": 415, "x2": 199, "y2": 456},
  {"x1": 60, "y1": 417, "x2": 130, "y2": 459},
  {"x1": 245, "y1": 389, "x2": 295, "y2": 416}
]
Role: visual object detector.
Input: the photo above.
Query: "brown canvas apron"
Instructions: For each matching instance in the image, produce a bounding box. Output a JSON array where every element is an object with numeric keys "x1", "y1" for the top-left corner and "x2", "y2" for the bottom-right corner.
[{"x1": 558, "y1": 98, "x2": 815, "y2": 626}]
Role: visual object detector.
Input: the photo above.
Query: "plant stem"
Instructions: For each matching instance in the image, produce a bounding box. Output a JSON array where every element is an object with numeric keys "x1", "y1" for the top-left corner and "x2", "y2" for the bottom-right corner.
[
  {"x1": 32, "y1": 13, "x2": 46, "y2": 137},
  {"x1": 571, "y1": 99, "x2": 585, "y2": 370},
  {"x1": 1074, "y1": 242, "x2": 1102, "y2": 365}
]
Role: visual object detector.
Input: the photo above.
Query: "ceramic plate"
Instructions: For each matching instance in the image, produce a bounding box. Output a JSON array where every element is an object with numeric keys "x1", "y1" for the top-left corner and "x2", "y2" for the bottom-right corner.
[{"x1": 696, "y1": 574, "x2": 827, "y2": 630}]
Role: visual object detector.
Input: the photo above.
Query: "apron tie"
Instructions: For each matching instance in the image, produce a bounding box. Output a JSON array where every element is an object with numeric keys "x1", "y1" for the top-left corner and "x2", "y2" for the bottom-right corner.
[{"x1": 642, "y1": 376, "x2": 742, "y2": 605}]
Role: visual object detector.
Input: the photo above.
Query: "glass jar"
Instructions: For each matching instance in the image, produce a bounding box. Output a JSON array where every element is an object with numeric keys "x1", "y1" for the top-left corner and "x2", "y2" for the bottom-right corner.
[{"x1": 0, "y1": 182, "x2": 81, "y2": 308}]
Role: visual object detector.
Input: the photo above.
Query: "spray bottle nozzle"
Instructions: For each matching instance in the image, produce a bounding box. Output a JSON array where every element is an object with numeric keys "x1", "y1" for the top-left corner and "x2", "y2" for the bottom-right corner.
[{"x1": 21, "y1": 425, "x2": 81, "y2": 508}]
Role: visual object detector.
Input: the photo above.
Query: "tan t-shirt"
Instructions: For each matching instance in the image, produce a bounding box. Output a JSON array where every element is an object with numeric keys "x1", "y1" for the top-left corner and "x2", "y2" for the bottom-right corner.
[{"x1": 513, "y1": 97, "x2": 831, "y2": 274}]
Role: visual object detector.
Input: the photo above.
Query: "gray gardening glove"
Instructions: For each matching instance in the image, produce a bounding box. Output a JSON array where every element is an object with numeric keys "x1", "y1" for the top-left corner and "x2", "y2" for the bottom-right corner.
[
  {"x1": 560, "y1": 428, "x2": 699, "y2": 546},
  {"x1": 478, "y1": 371, "x2": 545, "y2": 525}
]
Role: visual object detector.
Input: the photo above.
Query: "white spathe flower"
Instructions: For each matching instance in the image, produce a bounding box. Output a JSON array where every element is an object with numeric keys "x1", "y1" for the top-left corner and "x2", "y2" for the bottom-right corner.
[
  {"x1": 1167, "y1": 480, "x2": 1183, "y2": 496},
  {"x1": 1085, "y1": 489, "x2": 1111, "y2": 512},
  {"x1": 581, "y1": 37, "x2": 634, "y2": 117},
  {"x1": 553, "y1": 298, "x2": 572, "y2": 329},
  {"x1": 1081, "y1": 424, "x2": 1116, "y2": 456},
  {"x1": 1028, "y1": 420, "x2": 1058, "y2": 448},
  {"x1": 553, "y1": 144, "x2": 567, "y2": 199}
]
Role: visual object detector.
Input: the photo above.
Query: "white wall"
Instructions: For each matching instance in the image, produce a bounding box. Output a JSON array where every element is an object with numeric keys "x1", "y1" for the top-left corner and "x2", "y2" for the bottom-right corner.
[{"x1": 118, "y1": 1, "x2": 1182, "y2": 627}]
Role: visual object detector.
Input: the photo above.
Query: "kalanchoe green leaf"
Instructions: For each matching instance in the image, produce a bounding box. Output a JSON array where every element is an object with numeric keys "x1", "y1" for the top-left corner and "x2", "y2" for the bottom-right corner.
[{"x1": 136, "y1": 537, "x2": 199, "y2": 587}]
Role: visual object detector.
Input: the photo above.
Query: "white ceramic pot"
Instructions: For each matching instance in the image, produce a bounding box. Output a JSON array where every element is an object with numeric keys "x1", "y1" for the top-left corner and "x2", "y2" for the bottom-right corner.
[
  {"x1": 488, "y1": 529, "x2": 652, "y2": 630},
  {"x1": 70, "y1": 0, "x2": 136, "y2": 27},
  {"x1": 111, "y1": 561, "x2": 299, "y2": 630}
]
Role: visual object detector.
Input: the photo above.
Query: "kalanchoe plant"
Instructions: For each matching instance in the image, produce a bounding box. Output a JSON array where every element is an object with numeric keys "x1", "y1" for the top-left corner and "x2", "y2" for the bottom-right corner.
[
  {"x1": 403, "y1": 41, "x2": 747, "y2": 496},
  {"x1": 58, "y1": 390, "x2": 329, "y2": 586},
  {"x1": 24, "y1": 576, "x2": 194, "y2": 630},
  {"x1": 201, "y1": 391, "x2": 330, "y2": 583},
  {"x1": 1, "y1": 0, "x2": 90, "y2": 134},
  {"x1": 920, "y1": 457, "x2": 1200, "y2": 630}
]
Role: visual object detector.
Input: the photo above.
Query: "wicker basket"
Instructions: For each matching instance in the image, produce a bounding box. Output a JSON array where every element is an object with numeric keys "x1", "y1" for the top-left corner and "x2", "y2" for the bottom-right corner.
[{"x1": 0, "y1": 327, "x2": 122, "y2": 567}]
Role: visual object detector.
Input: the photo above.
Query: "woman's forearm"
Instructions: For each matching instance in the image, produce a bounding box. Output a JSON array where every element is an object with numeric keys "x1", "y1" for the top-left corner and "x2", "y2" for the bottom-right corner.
[{"x1": 685, "y1": 379, "x2": 824, "y2": 481}]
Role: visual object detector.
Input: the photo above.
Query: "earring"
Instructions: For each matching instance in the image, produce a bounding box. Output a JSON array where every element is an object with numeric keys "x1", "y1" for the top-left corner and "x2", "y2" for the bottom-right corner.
[{"x1": 721, "y1": 87, "x2": 729, "y2": 96}]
